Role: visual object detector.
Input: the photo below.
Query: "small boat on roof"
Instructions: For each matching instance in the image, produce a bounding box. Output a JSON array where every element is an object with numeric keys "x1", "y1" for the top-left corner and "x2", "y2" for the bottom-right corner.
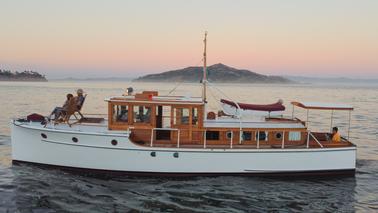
[{"x1": 10, "y1": 33, "x2": 356, "y2": 176}]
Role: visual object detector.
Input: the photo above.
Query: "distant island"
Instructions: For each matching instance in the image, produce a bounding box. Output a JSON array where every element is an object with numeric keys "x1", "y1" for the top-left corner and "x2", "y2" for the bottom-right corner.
[
  {"x1": 0, "y1": 70, "x2": 47, "y2": 82},
  {"x1": 133, "y1": 63, "x2": 292, "y2": 83}
]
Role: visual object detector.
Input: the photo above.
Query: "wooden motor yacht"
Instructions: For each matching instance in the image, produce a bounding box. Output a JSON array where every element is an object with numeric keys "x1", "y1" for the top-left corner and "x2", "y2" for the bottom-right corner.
[{"x1": 11, "y1": 34, "x2": 356, "y2": 176}]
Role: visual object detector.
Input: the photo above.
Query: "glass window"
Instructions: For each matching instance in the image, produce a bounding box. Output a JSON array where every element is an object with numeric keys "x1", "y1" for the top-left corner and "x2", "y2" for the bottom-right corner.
[
  {"x1": 192, "y1": 108, "x2": 198, "y2": 125},
  {"x1": 113, "y1": 105, "x2": 128, "y2": 123},
  {"x1": 256, "y1": 131, "x2": 268, "y2": 141},
  {"x1": 226, "y1": 131, "x2": 233, "y2": 140},
  {"x1": 206, "y1": 131, "x2": 219, "y2": 140},
  {"x1": 275, "y1": 132, "x2": 283, "y2": 140},
  {"x1": 133, "y1": 105, "x2": 151, "y2": 123},
  {"x1": 174, "y1": 108, "x2": 190, "y2": 125},
  {"x1": 242, "y1": 131, "x2": 252, "y2": 141},
  {"x1": 289, "y1": 131, "x2": 301, "y2": 141}
]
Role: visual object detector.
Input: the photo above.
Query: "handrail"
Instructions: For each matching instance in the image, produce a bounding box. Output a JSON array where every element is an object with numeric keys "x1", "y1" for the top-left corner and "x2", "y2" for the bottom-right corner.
[
  {"x1": 309, "y1": 132, "x2": 324, "y2": 148},
  {"x1": 150, "y1": 127, "x2": 180, "y2": 148},
  {"x1": 203, "y1": 130, "x2": 207, "y2": 148},
  {"x1": 126, "y1": 127, "x2": 311, "y2": 149},
  {"x1": 256, "y1": 130, "x2": 260, "y2": 149}
]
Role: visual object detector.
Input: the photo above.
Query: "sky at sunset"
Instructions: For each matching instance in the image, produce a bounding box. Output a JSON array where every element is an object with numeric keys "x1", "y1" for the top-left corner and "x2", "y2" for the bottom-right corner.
[{"x1": 1, "y1": 0, "x2": 377, "y2": 79}]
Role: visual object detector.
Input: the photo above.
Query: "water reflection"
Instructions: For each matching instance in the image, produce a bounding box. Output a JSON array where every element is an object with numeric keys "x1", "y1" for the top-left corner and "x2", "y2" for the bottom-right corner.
[{"x1": 3, "y1": 163, "x2": 359, "y2": 212}]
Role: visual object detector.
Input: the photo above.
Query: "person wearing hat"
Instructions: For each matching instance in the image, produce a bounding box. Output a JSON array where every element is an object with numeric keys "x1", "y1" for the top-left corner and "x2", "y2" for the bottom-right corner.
[{"x1": 74, "y1": 88, "x2": 85, "y2": 111}]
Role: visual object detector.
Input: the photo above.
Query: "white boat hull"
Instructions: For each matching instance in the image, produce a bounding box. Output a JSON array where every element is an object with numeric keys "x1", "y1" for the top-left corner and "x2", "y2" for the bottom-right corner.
[{"x1": 11, "y1": 121, "x2": 356, "y2": 176}]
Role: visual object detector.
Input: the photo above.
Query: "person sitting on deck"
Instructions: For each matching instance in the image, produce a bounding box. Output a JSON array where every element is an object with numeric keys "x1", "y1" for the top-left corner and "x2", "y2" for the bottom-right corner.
[
  {"x1": 332, "y1": 127, "x2": 341, "y2": 142},
  {"x1": 49, "y1": 93, "x2": 74, "y2": 121},
  {"x1": 74, "y1": 88, "x2": 85, "y2": 111}
]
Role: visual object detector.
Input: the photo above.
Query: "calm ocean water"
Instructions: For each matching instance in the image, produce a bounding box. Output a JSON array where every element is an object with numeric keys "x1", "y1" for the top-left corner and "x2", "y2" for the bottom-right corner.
[{"x1": 0, "y1": 81, "x2": 377, "y2": 212}]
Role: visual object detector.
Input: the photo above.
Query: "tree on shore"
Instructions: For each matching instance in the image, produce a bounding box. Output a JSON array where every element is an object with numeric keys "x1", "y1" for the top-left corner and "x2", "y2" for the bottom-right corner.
[{"x1": 0, "y1": 69, "x2": 46, "y2": 81}]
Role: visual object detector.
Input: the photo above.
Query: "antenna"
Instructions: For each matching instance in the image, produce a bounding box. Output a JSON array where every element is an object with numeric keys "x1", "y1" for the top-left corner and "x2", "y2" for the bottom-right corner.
[{"x1": 202, "y1": 31, "x2": 208, "y2": 103}]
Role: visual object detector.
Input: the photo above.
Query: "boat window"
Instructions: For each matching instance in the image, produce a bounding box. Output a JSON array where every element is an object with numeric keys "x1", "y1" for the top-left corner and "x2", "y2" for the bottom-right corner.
[
  {"x1": 162, "y1": 106, "x2": 171, "y2": 128},
  {"x1": 242, "y1": 131, "x2": 253, "y2": 141},
  {"x1": 174, "y1": 108, "x2": 190, "y2": 125},
  {"x1": 275, "y1": 132, "x2": 283, "y2": 140},
  {"x1": 256, "y1": 131, "x2": 268, "y2": 141},
  {"x1": 133, "y1": 105, "x2": 151, "y2": 123},
  {"x1": 226, "y1": 131, "x2": 233, "y2": 140},
  {"x1": 113, "y1": 105, "x2": 129, "y2": 123},
  {"x1": 289, "y1": 131, "x2": 301, "y2": 141},
  {"x1": 192, "y1": 107, "x2": 198, "y2": 125},
  {"x1": 206, "y1": 131, "x2": 219, "y2": 140}
]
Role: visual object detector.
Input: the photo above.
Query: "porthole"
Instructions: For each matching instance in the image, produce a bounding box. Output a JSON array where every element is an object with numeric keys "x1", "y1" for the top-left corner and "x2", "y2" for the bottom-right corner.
[
  {"x1": 150, "y1": 152, "x2": 156, "y2": 157},
  {"x1": 72, "y1": 137, "x2": 78, "y2": 143},
  {"x1": 173, "y1": 152, "x2": 179, "y2": 158},
  {"x1": 275, "y1": 132, "x2": 283, "y2": 140},
  {"x1": 226, "y1": 131, "x2": 233, "y2": 139},
  {"x1": 111, "y1": 139, "x2": 118, "y2": 146},
  {"x1": 41, "y1": 133, "x2": 47, "y2": 139}
]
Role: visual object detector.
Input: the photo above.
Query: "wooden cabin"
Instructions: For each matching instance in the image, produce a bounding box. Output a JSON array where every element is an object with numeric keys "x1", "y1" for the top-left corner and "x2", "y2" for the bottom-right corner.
[
  {"x1": 106, "y1": 91, "x2": 353, "y2": 149},
  {"x1": 107, "y1": 91, "x2": 206, "y2": 146}
]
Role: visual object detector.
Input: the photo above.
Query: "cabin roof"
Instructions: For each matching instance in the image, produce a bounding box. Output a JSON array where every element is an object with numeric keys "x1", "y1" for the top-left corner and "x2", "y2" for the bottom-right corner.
[
  {"x1": 291, "y1": 101, "x2": 353, "y2": 111},
  {"x1": 105, "y1": 95, "x2": 205, "y2": 105}
]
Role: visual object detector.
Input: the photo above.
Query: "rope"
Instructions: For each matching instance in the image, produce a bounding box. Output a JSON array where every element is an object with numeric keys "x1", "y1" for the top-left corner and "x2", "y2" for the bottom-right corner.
[
  {"x1": 207, "y1": 85, "x2": 226, "y2": 111},
  {"x1": 208, "y1": 82, "x2": 240, "y2": 108},
  {"x1": 166, "y1": 81, "x2": 184, "y2": 96},
  {"x1": 165, "y1": 58, "x2": 204, "y2": 96}
]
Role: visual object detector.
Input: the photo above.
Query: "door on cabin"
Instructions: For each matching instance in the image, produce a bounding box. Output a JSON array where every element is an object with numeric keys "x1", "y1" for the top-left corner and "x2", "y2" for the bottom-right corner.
[{"x1": 156, "y1": 105, "x2": 171, "y2": 140}]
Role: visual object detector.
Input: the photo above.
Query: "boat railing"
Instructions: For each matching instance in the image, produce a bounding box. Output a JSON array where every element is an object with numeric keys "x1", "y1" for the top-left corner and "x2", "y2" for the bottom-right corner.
[
  {"x1": 130, "y1": 128, "x2": 328, "y2": 149},
  {"x1": 151, "y1": 127, "x2": 180, "y2": 148}
]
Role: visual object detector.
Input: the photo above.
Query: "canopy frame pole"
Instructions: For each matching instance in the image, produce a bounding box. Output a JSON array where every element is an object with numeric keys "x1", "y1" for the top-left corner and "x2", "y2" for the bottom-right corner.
[
  {"x1": 291, "y1": 104, "x2": 295, "y2": 119},
  {"x1": 347, "y1": 110, "x2": 351, "y2": 140},
  {"x1": 330, "y1": 109, "x2": 334, "y2": 132},
  {"x1": 230, "y1": 131, "x2": 233, "y2": 149},
  {"x1": 306, "y1": 109, "x2": 309, "y2": 128}
]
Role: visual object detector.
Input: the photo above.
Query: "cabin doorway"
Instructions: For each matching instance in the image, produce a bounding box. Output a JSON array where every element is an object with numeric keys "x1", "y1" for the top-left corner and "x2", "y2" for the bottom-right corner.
[{"x1": 156, "y1": 105, "x2": 171, "y2": 140}]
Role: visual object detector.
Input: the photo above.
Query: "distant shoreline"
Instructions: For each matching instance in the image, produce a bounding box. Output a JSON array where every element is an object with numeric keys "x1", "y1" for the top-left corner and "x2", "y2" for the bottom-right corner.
[
  {"x1": 46, "y1": 76, "x2": 378, "y2": 85},
  {"x1": 0, "y1": 70, "x2": 47, "y2": 82},
  {"x1": 0, "y1": 79, "x2": 47, "y2": 82}
]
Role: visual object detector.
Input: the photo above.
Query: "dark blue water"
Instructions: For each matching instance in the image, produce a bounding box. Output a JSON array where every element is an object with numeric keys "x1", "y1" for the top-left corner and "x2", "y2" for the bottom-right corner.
[{"x1": 0, "y1": 81, "x2": 377, "y2": 212}]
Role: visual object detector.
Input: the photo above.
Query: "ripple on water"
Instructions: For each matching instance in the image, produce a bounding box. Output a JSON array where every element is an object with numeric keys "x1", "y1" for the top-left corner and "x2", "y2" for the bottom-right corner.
[{"x1": 0, "y1": 82, "x2": 378, "y2": 212}]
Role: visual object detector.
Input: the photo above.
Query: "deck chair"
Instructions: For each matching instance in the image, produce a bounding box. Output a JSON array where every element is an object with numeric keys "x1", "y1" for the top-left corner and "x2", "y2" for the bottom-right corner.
[
  {"x1": 73, "y1": 94, "x2": 87, "y2": 120},
  {"x1": 63, "y1": 94, "x2": 87, "y2": 126}
]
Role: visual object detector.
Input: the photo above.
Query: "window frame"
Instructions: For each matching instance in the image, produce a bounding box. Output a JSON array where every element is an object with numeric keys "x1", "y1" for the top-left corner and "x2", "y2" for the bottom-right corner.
[
  {"x1": 131, "y1": 104, "x2": 154, "y2": 125},
  {"x1": 111, "y1": 103, "x2": 131, "y2": 125}
]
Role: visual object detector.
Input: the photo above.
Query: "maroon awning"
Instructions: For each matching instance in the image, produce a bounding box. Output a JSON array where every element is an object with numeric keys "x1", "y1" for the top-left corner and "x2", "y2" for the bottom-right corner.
[{"x1": 220, "y1": 99, "x2": 285, "y2": 112}]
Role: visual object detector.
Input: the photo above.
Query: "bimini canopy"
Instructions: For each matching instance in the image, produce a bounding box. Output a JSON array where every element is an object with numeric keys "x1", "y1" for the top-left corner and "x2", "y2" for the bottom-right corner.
[
  {"x1": 220, "y1": 99, "x2": 285, "y2": 112},
  {"x1": 291, "y1": 101, "x2": 353, "y2": 111}
]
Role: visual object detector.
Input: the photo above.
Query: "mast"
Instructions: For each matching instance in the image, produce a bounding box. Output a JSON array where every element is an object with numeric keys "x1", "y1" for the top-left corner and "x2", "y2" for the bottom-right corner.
[{"x1": 202, "y1": 31, "x2": 207, "y2": 102}]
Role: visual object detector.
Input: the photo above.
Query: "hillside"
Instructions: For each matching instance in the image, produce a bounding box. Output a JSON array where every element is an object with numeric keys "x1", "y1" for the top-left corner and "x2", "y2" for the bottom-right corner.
[{"x1": 133, "y1": 63, "x2": 291, "y2": 83}]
